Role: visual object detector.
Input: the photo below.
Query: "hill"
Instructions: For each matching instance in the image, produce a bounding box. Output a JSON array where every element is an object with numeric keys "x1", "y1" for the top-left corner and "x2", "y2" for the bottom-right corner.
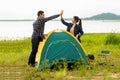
[{"x1": 83, "y1": 13, "x2": 120, "y2": 20}]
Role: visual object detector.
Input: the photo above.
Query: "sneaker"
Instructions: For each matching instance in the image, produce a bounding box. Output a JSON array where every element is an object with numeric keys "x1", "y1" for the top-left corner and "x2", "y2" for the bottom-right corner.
[{"x1": 28, "y1": 63, "x2": 35, "y2": 67}]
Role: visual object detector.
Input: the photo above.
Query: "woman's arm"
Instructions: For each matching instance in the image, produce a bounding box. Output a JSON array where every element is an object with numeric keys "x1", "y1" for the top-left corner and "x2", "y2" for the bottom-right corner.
[
  {"x1": 61, "y1": 17, "x2": 70, "y2": 27},
  {"x1": 60, "y1": 10, "x2": 70, "y2": 26},
  {"x1": 76, "y1": 26, "x2": 84, "y2": 38}
]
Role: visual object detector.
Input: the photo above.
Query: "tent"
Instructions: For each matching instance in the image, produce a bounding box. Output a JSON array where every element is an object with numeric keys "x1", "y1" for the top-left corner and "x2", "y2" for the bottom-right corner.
[{"x1": 35, "y1": 29, "x2": 89, "y2": 68}]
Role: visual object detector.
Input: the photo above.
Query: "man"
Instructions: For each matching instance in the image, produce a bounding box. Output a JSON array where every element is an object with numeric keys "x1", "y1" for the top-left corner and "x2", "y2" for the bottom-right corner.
[{"x1": 28, "y1": 10, "x2": 63, "y2": 66}]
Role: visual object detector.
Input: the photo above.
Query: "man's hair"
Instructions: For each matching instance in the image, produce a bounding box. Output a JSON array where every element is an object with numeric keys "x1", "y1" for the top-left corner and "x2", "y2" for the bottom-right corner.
[{"x1": 37, "y1": 10, "x2": 44, "y2": 16}]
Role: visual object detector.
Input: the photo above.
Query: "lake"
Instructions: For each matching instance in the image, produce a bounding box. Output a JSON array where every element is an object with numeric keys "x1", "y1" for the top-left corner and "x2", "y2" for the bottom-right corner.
[{"x1": 0, "y1": 20, "x2": 120, "y2": 40}]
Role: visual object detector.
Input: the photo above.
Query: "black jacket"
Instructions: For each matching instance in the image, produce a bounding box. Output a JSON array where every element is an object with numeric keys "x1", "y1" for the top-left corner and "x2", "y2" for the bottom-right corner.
[{"x1": 61, "y1": 18, "x2": 84, "y2": 37}]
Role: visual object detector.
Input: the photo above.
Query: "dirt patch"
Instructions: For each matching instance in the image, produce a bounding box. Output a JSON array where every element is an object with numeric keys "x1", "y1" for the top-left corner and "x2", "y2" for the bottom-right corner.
[
  {"x1": 110, "y1": 73, "x2": 120, "y2": 79},
  {"x1": 0, "y1": 65, "x2": 25, "y2": 80},
  {"x1": 65, "y1": 72, "x2": 120, "y2": 80}
]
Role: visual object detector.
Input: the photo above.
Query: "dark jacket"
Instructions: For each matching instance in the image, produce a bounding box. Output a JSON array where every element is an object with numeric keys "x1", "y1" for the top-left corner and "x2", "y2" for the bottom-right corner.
[
  {"x1": 61, "y1": 18, "x2": 84, "y2": 38},
  {"x1": 32, "y1": 14, "x2": 59, "y2": 38}
]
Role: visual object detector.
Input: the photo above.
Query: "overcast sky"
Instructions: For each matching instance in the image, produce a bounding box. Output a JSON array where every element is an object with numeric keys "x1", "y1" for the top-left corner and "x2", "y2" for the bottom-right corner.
[{"x1": 0, "y1": 0, "x2": 120, "y2": 19}]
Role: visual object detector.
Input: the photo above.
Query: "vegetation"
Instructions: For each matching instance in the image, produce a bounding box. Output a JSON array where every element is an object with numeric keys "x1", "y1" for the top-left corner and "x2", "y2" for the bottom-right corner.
[
  {"x1": 0, "y1": 33, "x2": 120, "y2": 80},
  {"x1": 105, "y1": 33, "x2": 120, "y2": 45}
]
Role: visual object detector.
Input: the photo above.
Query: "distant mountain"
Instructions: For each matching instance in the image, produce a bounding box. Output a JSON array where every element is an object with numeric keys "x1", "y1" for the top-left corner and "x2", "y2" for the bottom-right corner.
[{"x1": 83, "y1": 13, "x2": 120, "y2": 20}]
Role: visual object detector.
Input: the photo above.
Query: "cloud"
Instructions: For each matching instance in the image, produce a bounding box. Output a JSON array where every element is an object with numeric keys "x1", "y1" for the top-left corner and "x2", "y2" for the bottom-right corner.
[{"x1": 0, "y1": 0, "x2": 120, "y2": 19}]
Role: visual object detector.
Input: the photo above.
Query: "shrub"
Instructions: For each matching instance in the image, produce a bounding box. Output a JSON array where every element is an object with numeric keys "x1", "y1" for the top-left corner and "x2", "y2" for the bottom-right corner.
[{"x1": 105, "y1": 33, "x2": 120, "y2": 45}]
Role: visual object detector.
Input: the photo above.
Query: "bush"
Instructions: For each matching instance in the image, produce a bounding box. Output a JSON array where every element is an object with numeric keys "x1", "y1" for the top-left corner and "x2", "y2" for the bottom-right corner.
[{"x1": 105, "y1": 33, "x2": 120, "y2": 45}]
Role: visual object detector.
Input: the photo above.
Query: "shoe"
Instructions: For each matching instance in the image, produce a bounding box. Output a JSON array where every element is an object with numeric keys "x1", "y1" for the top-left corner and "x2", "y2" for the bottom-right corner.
[{"x1": 28, "y1": 63, "x2": 35, "y2": 67}]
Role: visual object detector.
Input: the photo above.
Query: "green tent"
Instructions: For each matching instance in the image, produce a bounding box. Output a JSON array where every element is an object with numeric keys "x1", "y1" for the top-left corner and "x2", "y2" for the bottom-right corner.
[{"x1": 35, "y1": 30, "x2": 89, "y2": 68}]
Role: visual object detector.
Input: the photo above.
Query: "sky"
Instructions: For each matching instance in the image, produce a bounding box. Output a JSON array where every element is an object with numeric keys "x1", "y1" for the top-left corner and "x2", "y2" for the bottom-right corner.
[{"x1": 0, "y1": 0, "x2": 120, "y2": 19}]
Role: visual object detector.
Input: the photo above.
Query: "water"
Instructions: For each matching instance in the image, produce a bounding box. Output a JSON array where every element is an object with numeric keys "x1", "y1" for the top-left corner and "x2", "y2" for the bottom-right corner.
[{"x1": 0, "y1": 20, "x2": 120, "y2": 40}]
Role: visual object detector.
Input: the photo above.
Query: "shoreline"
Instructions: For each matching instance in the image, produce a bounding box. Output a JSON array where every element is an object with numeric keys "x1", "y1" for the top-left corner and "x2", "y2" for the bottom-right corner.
[{"x1": 0, "y1": 33, "x2": 120, "y2": 41}]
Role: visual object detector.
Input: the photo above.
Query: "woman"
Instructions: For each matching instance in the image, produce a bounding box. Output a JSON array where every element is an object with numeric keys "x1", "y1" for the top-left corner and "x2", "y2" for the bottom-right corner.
[{"x1": 60, "y1": 12, "x2": 84, "y2": 42}]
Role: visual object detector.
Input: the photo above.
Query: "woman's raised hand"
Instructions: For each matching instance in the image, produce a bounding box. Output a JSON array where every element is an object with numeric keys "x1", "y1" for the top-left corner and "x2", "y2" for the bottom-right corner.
[{"x1": 60, "y1": 10, "x2": 63, "y2": 18}]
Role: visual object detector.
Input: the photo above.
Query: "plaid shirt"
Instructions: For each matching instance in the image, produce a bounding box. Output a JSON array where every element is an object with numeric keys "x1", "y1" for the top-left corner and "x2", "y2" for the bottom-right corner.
[{"x1": 32, "y1": 14, "x2": 59, "y2": 38}]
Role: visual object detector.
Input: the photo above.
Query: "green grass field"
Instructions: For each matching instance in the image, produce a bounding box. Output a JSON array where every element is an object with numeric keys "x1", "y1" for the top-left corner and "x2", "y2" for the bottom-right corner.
[{"x1": 0, "y1": 33, "x2": 120, "y2": 80}]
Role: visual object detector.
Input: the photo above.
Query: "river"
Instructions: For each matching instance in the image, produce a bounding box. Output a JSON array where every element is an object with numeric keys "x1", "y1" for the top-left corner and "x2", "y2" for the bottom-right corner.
[{"x1": 0, "y1": 20, "x2": 120, "y2": 40}]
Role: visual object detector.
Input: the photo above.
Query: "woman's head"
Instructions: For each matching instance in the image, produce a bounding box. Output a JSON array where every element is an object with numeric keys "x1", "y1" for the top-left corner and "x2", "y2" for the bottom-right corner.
[
  {"x1": 72, "y1": 16, "x2": 80, "y2": 23},
  {"x1": 72, "y1": 16, "x2": 82, "y2": 27}
]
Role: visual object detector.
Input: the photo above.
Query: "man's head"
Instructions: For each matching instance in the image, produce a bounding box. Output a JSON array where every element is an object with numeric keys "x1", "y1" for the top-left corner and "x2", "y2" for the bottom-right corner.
[{"x1": 37, "y1": 10, "x2": 45, "y2": 18}]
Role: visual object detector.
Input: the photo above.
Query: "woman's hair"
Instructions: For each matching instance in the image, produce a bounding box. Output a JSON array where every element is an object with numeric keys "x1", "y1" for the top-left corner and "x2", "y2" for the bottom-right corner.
[{"x1": 74, "y1": 16, "x2": 82, "y2": 28}]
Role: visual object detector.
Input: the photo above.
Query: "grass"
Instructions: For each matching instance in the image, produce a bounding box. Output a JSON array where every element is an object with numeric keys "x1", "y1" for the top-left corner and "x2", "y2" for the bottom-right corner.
[
  {"x1": 0, "y1": 33, "x2": 120, "y2": 80},
  {"x1": 0, "y1": 38, "x2": 31, "y2": 65},
  {"x1": 105, "y1": 33, "x2": 120, "y2": 45}
]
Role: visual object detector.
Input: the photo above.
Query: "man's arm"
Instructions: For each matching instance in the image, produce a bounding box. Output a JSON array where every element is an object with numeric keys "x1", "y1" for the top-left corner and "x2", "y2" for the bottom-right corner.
[
  {"x1": 43, "y1": 10, "x2": 63, "y2": 22},
  {"x1": 44, "y1": 14, "x2": 60, "y2": 22}
]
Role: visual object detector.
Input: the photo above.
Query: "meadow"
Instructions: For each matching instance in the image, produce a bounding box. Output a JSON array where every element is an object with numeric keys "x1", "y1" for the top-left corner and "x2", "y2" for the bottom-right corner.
[{"x1": 0, "y1": 33, "x2": 120, "y2": 80}]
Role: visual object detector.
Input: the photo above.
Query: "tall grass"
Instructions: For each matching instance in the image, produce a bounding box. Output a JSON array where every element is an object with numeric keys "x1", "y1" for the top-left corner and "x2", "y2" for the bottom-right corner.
[
  {"x1": 0, "y1": 38, "x2": 31, "y2": 65},
  {"x1": 105, "y1": 33, "x2": 120, "y2": 45}
]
